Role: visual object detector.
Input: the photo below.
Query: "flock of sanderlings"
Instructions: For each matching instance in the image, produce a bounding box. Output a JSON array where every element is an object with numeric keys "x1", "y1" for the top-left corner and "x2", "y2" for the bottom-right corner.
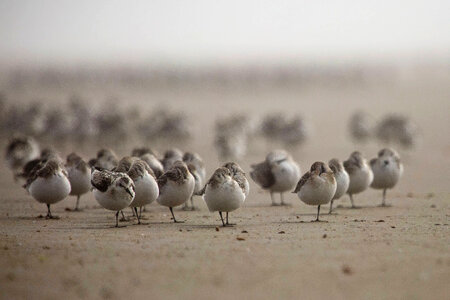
[{"x1": 5, "y1": 134, "x2": 403, "y2": 227}]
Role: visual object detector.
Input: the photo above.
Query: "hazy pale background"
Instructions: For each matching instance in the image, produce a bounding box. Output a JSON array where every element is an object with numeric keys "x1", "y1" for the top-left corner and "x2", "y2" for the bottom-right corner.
[{"x1": 0, "y1": 0, "x2": 449, "y2": 67}]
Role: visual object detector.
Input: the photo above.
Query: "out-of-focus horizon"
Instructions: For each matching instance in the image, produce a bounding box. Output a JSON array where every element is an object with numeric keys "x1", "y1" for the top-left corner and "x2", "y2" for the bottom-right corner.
[{"x1": 0, "y1": 0, "x2": 449, "y2": 69}]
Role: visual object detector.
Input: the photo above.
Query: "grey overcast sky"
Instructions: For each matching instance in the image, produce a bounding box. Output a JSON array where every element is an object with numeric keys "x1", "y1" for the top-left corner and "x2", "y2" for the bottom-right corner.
[{"x1": 0, "y1": 0, "x2": 449, "y2": 67}]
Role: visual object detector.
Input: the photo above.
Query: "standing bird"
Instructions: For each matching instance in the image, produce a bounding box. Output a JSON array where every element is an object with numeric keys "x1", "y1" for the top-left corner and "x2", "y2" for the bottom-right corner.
[
  {"x1": 65, "y1": 153, "x2": 91, "y2": 211},
  {"x1": 126, "y1": 160, "x2": 159, "y2": 224},
  {"x1": 293, "y1": 162, "x2": 337, "y2": 222},
  {"x1": 222, "y1": 162, "x2": 249, "y2": 224},
  {"x1": 343, "y1": 151, "x2": 374, "y2": 208},
  {"x1": 5, "y1": 136, "x2": 40, "y2": 180},
  {"x1": 200, "y1": 166, "x2": 247, "y2": 227},
  {"x1": 370, "y1": 148, "x2": 403, "y2": 206},
  {"x1": 24, "y1": 158, "x2": 71, "y2": 219},
  {"x1": 91, "y1": 169, "x2": 135, "y2": 227},
  {"x1": 157, "y1": 161, "x2": 195, "y2": 223},
  {"x1": 328, "y1": 159, "x2": 350, "y2": 214},
  {"x1": 183, "y1": 152, "x2": 206, "y2": 210},
  {"x1": 250, "y1": 150, "x2": 300, "y2": 206}
]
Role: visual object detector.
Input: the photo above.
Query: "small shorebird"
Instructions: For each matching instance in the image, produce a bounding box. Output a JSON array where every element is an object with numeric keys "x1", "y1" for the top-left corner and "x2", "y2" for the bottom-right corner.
[
  {"x1": 88, "y1": 148, "x2": 118, "y2": 171},
  {"x1": 344, "y1": 151, "x2": 374, "y2": 208},
  {"x1": 161, "y1": 148, "x2": 183, "y2": 171},
  {"x1": 126, "y1": 159, "x2": 159, "y2": 224},
  {"x1": 328, "y1": 159, "x2": 350, "y2": 214},
  {"x1": 91, "y1": 168, "x2": 135, "y2": 227},
  {"x1": 294, "y1": 162, "x2": 336, "y2": 221},
  {"x1": 183, "y1": 152, "x2": 206, "y2": 210},
  {"x1": 5, "y1": 136, "x2": 40, "y2": 180},
  {"x1": 157, "y1": 161, "x2": 195, "y2": 223},
  {"x1": 24, "y1": 158, "x2": 71, "y2": 219},
  {"x1": 250, "y1": 150, "x2": 300, "y2": 206},
  {"x1": 200, "y1": 166, "x2": 247, "y2": 226},
  {"x1": 223, "y1": 162, "x2": 250, "y2": 198},
  {"x1": 65, "y1": 153, "x2": 91, "y2": 211},
  {"x1": 370, "y1": 148, "x2": 403, "y2": 206}
]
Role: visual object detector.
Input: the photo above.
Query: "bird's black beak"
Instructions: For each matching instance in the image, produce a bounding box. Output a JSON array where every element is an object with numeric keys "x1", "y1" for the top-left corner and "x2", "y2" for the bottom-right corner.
[
  {"x1": 126, "y1": 187, "x2": 134, "y2": 198},
  {"x1": 384, "y1": 160, "x2": 389, "y2": 166}
]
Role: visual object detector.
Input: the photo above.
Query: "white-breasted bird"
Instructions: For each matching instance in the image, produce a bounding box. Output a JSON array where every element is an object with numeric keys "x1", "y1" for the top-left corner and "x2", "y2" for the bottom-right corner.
[
  {"x1": 370, "y1": 148, "x2": 403, "y2": 206},
  {"x1": 200, "y1": 166, "x2": 247, "y2": 226},
  {"x1": 328, "y1": 159, "x2": 350, "y2": 214},
  {"x1": 343, "y1": 151, "x2": 374, "y2": 208},
  {"x1": 24, "y1": 158, "x2": 71, "y2": 219},
  {"x1": 250, "y1": 150, "x2": 301, "y2": 206},
  {"x1": 91, "y1": 169, "x2": 135, "y2": 227},
  {"x1": 294, "y1": 162, "x2": 337, "y2": 222},
  {"x1": 65, "y1": 153, "x2": 91, "y2": 211},
  {"x1": 157, "y1": 161, "x2": 195, "y2": 223}
]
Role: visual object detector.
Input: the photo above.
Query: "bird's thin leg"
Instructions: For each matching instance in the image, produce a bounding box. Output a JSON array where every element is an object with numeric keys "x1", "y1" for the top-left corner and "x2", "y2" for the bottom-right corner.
[
  {"x1": 120, "y1": 210, "x2": 127, "y2": 222},
  {"x1": 115, "y1": 211, "x2": 119, "y2": 227},
  {"x1": 134, "y1": 207, "x2": 141, "y2": 224},
  {"x1": 329, "y1": 200, "x2": 334, "y2": 214},
  {"x1": 315, "y1": 205, "x2": 321, "y2": 222},
  {"x1": 270, "y1": 192, "x2": 277, "y2": 206},
  {"x1": 190, "y1": 196, "x2": 195, "y2": 211},
  {"x1": 219, "y1": 211, "x2": 225, "y2": 227},
  {"x1": 280, "y1": 193, "x2": 285, "y2": 206},
  {"x1": 170, "y1": 207, "x2": 184, "y2": 223},
  {"x1": 382, "y1": 189, "x2": 387, "y2": 207},
  {"x1": 46, "y1": 204, "x2": 51, "y2": 219},
  {"x1": 349, "y1": 194, "x2": 355, "y2": 208},
  {"x1": 225, "y1": 212, "x2": 235, "y2": 226},
  {"x1": 75, "y1": 195, "x2": 80, "y2": 211}
]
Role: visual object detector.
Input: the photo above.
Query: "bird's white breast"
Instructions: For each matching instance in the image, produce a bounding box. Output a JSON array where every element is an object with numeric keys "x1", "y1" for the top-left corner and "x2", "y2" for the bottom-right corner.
[
  {"x1": 271, "y1": 161, "x2": 301, "y2": 192},
  {"x1": 68, "y1": 168, "x2": 91, "y2": 196},
  {"x1": 130, "y1": 173, "x2": 159, "y2": 207},
  {"x1": 93, "y1": 185, "x2": 134, "y2": 211},
  {"x1": 371, "y1": 160, "x2": 402, "y2": 189},
  {"x1": 157, "y1": 174, "x2": 195, "y2": 207},
  {"x1": 333, "y1": 170, "x2": 350, "y2": 200},
  {"x1": 203, "y1": 179, "x2": 245, "y2": 212},
  {"x1": 347, "y1": 164, "x2": 373, "y2": 194},
  {"x1": 29, "y1": 172, "x2": 71, "y2": 204},
  {"x1": 298, "y1": 175, "x2": 336, "y2": 206}
]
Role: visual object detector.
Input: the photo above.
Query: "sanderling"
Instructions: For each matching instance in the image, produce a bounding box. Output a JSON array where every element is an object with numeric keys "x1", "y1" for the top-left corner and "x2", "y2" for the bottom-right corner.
[
  {"x1": 370, "y1": 148, "x2": 403, "y2": 206},
  {"x1": 328, "y1": 159, "x2": 350, "y2": 214},
  {"x1": 161, "y1": 148, "x2": 184, "y2": 171},
  {"x1": 183, "y1": 152, "x2": 206, "y2": 210},
  {"x1": 126, "y1": 159, "x2": 159, "y2": 224},
  {"x1": 222, "y1": 162, "x2": 250, "y2": 198},
  {"x1": 250, "y1": 150, "x2": 301, "y2": 206},
  {"x1": 88, "y1": 148, "x2": 118, "y2": 171},
  {"x1": 294, "y1": 162, "x2": 337, "y2": 222},
  {"x1": 199, "y1": 166, "x2": 247, "y2": 226},
  {"x1": 344, "y1": 151, "x2": 374, "y2": 208},
  {"x1": 65, "y1": 153, "x2": 91, "y2": 211},
  {"x1": 157, "y1": 161, "x2": 195, "y2": 223},
  {"x1": 5, "y1": 136, "x2": 40, "y2": 180},
  {"x1": 91, "y1": 168, "x2": 135, "y2": 227},
  {"x1": 24, "y1": 158, "x2": 71, "y2": 219}
]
